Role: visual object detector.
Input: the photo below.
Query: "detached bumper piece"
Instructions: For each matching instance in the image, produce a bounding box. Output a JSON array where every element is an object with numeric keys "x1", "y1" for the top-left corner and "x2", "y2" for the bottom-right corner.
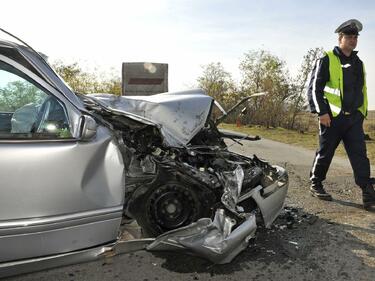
[{"x1": 146, "y1": 209, "x2": 257, "y2": 264}]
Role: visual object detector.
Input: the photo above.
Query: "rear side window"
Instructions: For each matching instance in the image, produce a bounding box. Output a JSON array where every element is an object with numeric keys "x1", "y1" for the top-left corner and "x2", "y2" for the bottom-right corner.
[{"x1": 0, "y1": 61, "x2": 72, "y2": 139}]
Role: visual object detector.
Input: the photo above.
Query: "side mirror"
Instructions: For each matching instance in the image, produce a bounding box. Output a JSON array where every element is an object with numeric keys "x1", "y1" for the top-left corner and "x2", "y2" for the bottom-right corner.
[{"x1": 81, "y1": 115, "x2": 97, "y2": 140}]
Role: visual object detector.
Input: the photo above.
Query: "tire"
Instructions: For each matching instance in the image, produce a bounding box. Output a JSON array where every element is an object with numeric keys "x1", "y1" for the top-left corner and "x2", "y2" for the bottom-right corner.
[{"x1": 135, "y1": 182, "x2": 206, "y2": 237}]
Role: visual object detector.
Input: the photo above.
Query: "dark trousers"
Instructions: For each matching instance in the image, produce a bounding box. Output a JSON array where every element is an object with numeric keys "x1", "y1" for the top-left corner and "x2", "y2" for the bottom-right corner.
[{"x1": 310, "y1": 111, "x2": 370, "y2": 187}]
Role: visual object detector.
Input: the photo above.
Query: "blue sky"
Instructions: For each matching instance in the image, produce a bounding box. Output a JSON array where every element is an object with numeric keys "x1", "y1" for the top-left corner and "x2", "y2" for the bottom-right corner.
[{"x1": 1, "y1": 0, "x2": 375, "y2": 108}]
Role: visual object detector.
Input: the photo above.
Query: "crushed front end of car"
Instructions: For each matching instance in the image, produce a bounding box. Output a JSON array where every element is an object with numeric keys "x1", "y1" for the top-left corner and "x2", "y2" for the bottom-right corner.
[
  {"x1": 0, "y1": 28, "x2": 287, "y2": 277},
  {"x1": 81, "y1": 89, "x2": 288, "y2": 264}
]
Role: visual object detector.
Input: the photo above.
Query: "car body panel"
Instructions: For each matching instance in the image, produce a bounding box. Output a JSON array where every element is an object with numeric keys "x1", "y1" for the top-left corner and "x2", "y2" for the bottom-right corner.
[
  {"x1": 0, "y1": 243, "x2": 115, "y2": 278},
  {"x1": 0, "y1": 217, "x2": 121, "y2": 263},
  {"x1": 0, "y1": 127, "x2": 125, "y2": 262},
  {"x1": 0, "y1": 128, "x2": 124, "y2": 218},
  {"x1": 0, "y1": 39, "x2": 125, "y2": 265}
]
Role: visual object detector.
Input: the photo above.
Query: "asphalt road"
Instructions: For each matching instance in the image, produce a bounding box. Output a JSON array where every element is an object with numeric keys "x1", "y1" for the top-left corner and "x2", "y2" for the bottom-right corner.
[{"x1": 5, "y1": 138, "x2": 375, "y2": 281}]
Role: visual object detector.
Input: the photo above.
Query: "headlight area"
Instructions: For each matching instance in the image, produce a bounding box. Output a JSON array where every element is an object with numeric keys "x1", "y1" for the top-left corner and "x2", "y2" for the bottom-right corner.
[
  {"x1": 238, "y1": 161, "x2": 289, "y2": 228},
  {"x1": 234, "y1": 155, "x2": 289, "y2": 227},
  {"x1": 261, "y1": 165, "x2": 289, "y2": 197}
]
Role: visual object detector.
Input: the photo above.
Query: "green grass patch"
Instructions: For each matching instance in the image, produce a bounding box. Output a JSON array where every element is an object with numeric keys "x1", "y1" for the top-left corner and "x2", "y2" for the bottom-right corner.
[{"x1": 219, "y1": 123, "x2": 375, "y2": 163}]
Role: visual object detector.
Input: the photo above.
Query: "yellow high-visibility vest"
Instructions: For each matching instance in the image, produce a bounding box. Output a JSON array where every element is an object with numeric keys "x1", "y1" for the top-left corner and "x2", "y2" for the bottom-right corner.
[{"x1": 324, "y1": 50, "x2": 367, "y2": 117}]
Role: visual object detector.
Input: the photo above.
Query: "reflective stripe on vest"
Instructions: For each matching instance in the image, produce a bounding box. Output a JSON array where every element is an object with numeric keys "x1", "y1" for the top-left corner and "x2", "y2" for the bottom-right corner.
[
  {"x1": 323, "y1": 86, "x2": 340, "y2": 96},
  {"x1": 329, "y1": 103, "x2": 341, "y2": 115}
]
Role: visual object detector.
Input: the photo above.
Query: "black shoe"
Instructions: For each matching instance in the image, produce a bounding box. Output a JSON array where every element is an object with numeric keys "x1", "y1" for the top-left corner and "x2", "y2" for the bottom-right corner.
[
  {"x1": 310, "y1": 182, "x2": 332, "y2": 201},
  {"x1": 362, "y1": 184, "x2": 375, "y2": 211}
]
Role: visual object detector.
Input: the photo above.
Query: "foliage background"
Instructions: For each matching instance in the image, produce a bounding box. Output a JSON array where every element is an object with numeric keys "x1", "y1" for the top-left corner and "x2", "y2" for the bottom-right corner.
[{"x1": 197, "y1": 48, "x2": 324, "y2": 131}]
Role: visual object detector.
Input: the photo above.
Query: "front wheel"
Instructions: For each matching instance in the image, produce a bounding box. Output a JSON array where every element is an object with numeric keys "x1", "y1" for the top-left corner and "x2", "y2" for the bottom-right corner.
[{"x1": 135, "y1": 182, "x2": 206, "y2": 237}]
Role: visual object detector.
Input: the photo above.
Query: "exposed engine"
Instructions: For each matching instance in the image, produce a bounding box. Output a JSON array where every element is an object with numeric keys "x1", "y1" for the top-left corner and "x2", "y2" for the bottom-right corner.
[{"x1": 81, "y1": 95, "x2": 283, "y2": 236}]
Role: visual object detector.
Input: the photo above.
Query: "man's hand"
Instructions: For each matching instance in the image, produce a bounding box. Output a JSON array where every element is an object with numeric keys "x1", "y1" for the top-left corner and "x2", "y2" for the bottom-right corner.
[{"x1": 319, "y1": 113, "x2": 331, "y2": 127}]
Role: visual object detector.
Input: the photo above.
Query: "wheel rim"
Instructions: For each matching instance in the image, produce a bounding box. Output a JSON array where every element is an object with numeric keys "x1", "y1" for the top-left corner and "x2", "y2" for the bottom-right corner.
[{"x1": 148, "y1": 183, "x2": 199, "y2": 231}]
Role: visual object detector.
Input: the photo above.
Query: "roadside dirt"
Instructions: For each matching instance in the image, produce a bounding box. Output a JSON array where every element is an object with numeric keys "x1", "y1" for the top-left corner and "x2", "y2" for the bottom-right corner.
[{"x1": 5, "y1": 139, "x2": 375, "y2": 281}]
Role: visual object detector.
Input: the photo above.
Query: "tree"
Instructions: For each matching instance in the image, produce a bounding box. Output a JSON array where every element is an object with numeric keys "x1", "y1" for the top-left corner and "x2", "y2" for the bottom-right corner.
[
  {"x1": 0, "y1": 80, "x2": 46, "y2": 111},
  {"x1": 197, "y1": 62, "x2": 237, "y2": 106},
  {"x1": 197, "y1": 62, "x2": 241, "y2": 122},
  {"x1": 239, "y1": 50, "x2": 291, "y2": 127},
  {"x1": 52, "y1": 61, "x2": 121, "y2": 95},
  {"x1": 287, "y1": 47, "x2": 324, "y2": 129}
]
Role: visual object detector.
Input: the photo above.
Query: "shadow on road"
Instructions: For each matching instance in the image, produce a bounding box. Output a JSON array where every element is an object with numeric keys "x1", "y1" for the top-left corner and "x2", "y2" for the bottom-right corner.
[
  {"x1": 332, "y1": 198, "x2": 364, "y2": 209},
  {"x1": 151, "y1": 207, "x2": 375, "y2": 279}
]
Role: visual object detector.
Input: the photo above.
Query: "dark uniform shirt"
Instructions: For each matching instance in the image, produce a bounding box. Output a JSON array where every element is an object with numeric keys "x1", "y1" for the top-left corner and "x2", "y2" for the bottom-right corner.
[{"x1": 307, "y1": 46, "x2": 364, "y2": 115}]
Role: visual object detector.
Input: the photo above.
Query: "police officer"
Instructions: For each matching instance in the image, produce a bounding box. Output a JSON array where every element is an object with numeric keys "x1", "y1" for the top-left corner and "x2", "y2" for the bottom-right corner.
[{"x1": 307, "y1": 19, "x2": 375, "y2": 211}]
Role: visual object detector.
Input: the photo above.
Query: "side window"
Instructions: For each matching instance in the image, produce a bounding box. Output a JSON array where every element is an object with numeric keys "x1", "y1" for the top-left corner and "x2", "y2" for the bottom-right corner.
[{"x1": 0, "y1": 61, "x2": 72, "y2": 139}]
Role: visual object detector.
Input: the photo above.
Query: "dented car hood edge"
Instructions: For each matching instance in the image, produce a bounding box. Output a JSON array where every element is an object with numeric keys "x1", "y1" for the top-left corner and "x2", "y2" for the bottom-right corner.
[{"x1": 88, "y1": 89, "x2": 213, "y2": 147}]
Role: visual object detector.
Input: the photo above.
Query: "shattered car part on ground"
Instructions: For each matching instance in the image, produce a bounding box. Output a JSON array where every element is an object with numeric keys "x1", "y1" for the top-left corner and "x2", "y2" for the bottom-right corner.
[
  {"x1": 146, "y1": 208, "x2": 257, "y2": 264},
  {"x1": 0, "y1": 28, "x2": 288, "y2": 278}
]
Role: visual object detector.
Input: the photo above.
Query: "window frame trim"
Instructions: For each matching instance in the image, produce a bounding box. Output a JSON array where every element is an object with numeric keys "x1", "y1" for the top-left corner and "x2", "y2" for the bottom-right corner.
[{"x1": 0, "y1": 55, "x2": 80, "y2": 142}]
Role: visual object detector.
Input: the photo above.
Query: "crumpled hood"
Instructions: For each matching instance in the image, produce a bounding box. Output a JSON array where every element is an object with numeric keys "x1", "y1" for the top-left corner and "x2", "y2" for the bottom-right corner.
[{"x1": 89, "y1": 89, "x2": 213, "y2": 147}]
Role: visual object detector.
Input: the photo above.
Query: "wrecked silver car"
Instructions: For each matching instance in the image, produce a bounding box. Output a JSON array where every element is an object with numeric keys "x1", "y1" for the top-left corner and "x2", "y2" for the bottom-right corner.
[{"x1": 0, "y1": 30, "x2": 288, "y2": 278}]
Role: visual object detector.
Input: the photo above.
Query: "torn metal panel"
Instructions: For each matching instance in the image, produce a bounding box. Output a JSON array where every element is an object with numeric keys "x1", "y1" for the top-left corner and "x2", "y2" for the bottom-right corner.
[
  {"x1": 219, "y1": 165, "x2": 245, "y2": 213},
  {"x1": 215, "y1": 92, "x2": 267, "y2": 125},
  {"x1": 115, "y1": 239, "x2": 155, "y2": 254},
  {"x1": 219, "y1": 128, "x2": 261, "y2": 141},
  {"x1": 146, "y1": 209, "x2": 257, "y2": 264}
]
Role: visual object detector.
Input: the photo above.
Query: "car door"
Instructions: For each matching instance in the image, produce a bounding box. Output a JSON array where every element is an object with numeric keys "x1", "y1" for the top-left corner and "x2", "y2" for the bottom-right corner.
[{"x1": 0, "y1": 55, "x2": 125, "y2": 263}]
